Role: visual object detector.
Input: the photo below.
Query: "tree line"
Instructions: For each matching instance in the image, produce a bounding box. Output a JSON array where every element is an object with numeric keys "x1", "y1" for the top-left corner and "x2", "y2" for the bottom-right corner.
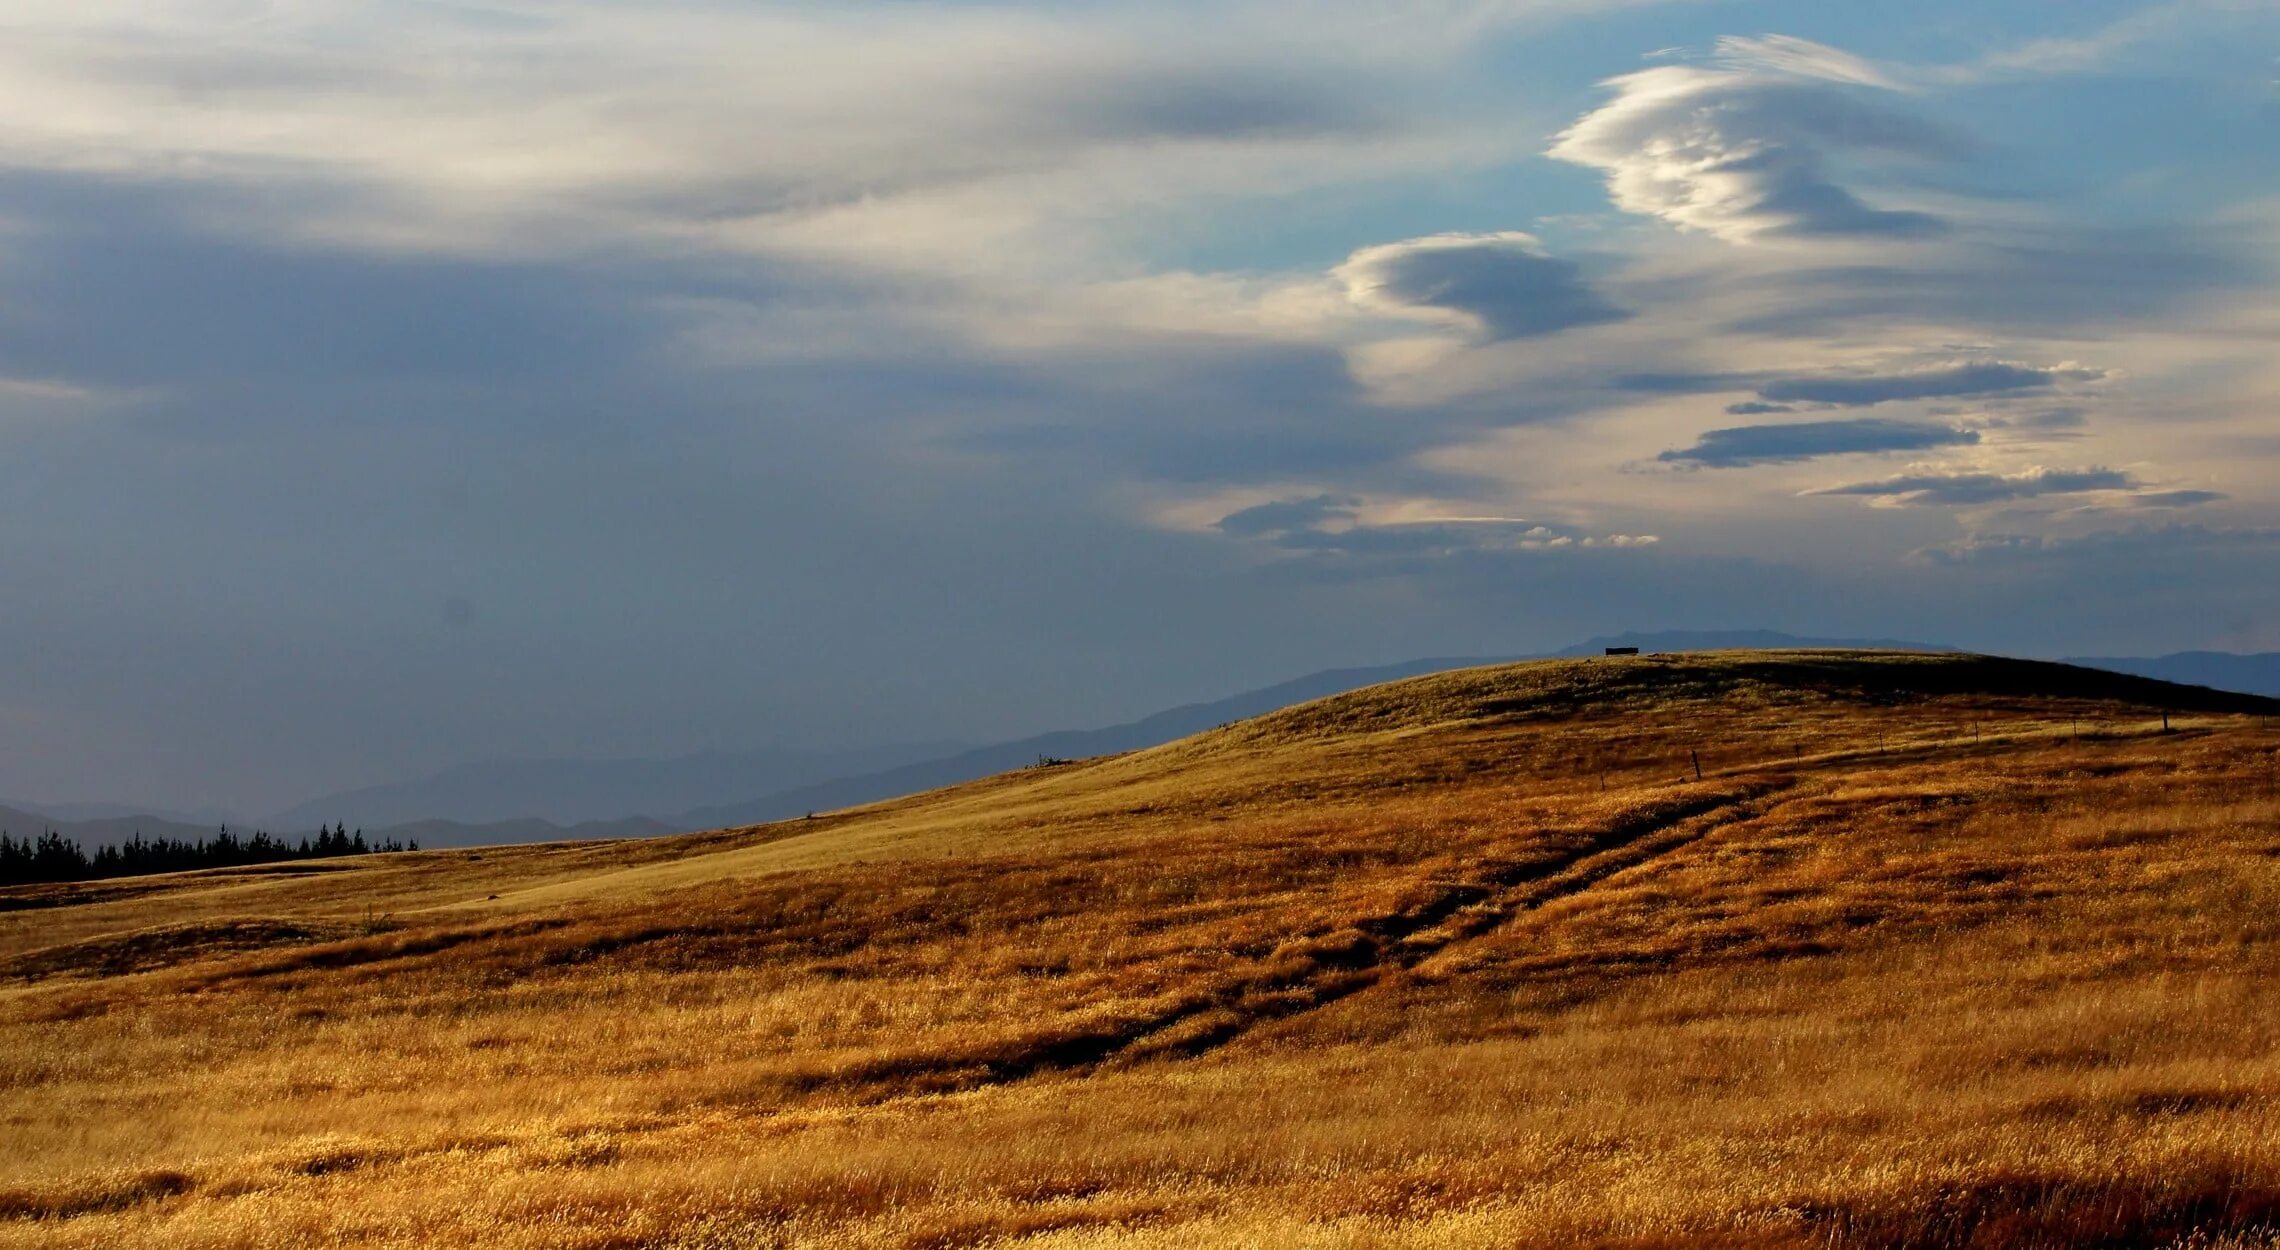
[{"x1": 0, "y1": 823, "x2": 416, "y2": 886}]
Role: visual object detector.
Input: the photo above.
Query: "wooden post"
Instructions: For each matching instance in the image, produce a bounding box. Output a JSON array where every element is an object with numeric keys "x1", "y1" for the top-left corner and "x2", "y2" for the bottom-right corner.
[{"x1": 1690, "y1": 749, "x2": 1702, "y2": 782}]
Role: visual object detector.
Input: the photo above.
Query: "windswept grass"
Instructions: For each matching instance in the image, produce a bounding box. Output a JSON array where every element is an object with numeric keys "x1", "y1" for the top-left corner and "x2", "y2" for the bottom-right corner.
[{"x1": 2, "y1": 651, "x2": 2277, "y2": 1247}]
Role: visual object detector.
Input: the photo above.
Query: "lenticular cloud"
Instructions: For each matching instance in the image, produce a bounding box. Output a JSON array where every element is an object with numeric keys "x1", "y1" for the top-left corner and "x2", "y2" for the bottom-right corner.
[
  {"x1": 1334, "y1": 232, "x2": 1630, "y2": 341},
  {"x1": 1548, "y1": 36, "x2": 1955, "y2": 242}
]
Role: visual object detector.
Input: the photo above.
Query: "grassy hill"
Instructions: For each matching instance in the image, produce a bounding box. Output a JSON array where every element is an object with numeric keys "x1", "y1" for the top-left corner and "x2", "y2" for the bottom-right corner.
[{"x1": 4, "y1": 650, "x2": 2278, "y2": 1248}]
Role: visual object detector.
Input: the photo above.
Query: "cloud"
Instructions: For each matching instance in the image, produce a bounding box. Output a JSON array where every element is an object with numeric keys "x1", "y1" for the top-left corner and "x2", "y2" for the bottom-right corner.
[
  {"x1": 1915, "y1": 523, "x2": 2280, "y2": 566},
  {"x1": 1956, "y1": 0, "x2": 2259, "y2": 81},
  {"x1": 0, "y1": 175, "x2": 656, "y2": 386},
  {"x1": 1215, "y1": 493, "x2": 1361, "y2": 536},
  {"x1": 1052, "y1": 64, "x2": 1388, "y2": 142},
  {"x1": 1614, "y1": 371, "x2": 1762, "y2": 394},
  {"x1": 2130, "y1": 489, "x2": 2228, "y2": 508},
  {"x1": 1807, "y1": 465, "x2": 2135, "y2": 506},
  {"x1": 1335, "y1": 233, "x2": 1630, "y2": 341},
  {"x1": 1710, "y1": 34, "x2": 1901, "y2": 88},
  {"x1": 1756, "y1": 360, "x2": 2104, "y2": 406},
  {"x1": 1713, "y1": 229, "x2": 2262, "y2": 338},
  {"x1": 0, "y1": 2, "x2": 1435, "y2": 275},
  {"x1": 1659, "y1": 418, "x2": 1979, "y2": 467},
  {"x1": 1615, "y1": 359, "x2": 2105, "y2": 407},
  {"x1": 1988, "y1": 407, "x2": 2090, "y2": 431},
  {"x1": 951, "y1": 339, "x2": 1475, "y2": 485},
  {"x1": 1275, "y1": 521, "x2": 1658, "y2": 556},
  {"x1": 1212, "y1": 496, "x2": 1656, "y2": 558},
  {"x1": 1548, "y1": 36, "x2": 1958, "y2": 242}
]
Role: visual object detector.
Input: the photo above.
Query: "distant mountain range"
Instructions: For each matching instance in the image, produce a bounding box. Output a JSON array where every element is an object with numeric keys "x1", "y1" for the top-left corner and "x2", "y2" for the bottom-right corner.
[
  {"x1": 21, "y1": 799, "x2": 237, "y2": 826},
  {"x1": 263, "y1": 740, "x2": 963, "y2": 831},
  {"x1": 0, "y1": 800, "x2": 682, "y2": 853},
  {"x1": 670, "y1": 654, "x2": 1526, "y2": 831},
  {"x1": 11, "y1": 632, "x2": 2272, "y2": 852},
  {"x1": 0, "y1": 803, "x2": 222, "y2": 850},
  {"x1": 2059, "y1": 651, "x2": 2280, "y2": 699}
]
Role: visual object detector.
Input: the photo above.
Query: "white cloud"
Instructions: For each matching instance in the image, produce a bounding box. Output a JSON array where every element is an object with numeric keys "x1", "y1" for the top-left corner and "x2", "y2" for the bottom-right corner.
[
  {"x1": 0, "y1": 0, "x2": 1601, "y2": 271},
  {"x1": 1208, "y1": 491, "x2": 1658, "y2": 558},
  {"x1": 1547, "y1": 36, "x2": 1957, "y2": 242},
  {"x1": 1710, "y1": 34, "x2": 1903, "y2": 89}
]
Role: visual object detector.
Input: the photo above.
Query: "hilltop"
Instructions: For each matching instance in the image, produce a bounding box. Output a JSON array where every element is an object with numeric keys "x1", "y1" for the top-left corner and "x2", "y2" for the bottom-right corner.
[
  {"x1": 4, "y1": 650, "x2": 2278, "y2": 1247},
  {"x1": 30, "y1": 634, "x2": 2272, "y2": 851},
  {"x1": 250, "y1": 630, "x2": 1964, "y2": 838}
]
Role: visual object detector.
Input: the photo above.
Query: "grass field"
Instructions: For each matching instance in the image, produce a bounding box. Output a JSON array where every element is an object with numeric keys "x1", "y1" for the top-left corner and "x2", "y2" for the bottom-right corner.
[{"x1": 5, "y1": 650, "x2": 2280, "y2": 1248}]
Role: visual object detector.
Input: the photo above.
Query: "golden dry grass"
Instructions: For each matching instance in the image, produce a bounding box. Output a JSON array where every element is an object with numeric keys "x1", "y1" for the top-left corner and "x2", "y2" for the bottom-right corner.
[{"x1": 3, "y1": 650, "x2": 2278, "y2": 1248}]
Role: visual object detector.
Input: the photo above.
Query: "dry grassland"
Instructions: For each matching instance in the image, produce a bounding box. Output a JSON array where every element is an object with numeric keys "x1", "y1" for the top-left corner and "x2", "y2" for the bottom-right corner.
[{"x1": 3, "y1": 651, "x2": 2279, "y2": 1248}]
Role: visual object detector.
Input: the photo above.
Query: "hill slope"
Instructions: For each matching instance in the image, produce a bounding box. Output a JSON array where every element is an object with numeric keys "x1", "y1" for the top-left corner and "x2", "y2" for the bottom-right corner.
[
  {"x1": 263, "y1": 632, "x2": 1957, "y2": 839},
  {"x1": 668, "y1": 633, "x2": 1959, "y2": 832},
  {"x1": 4, "y1": 650, "x2": 2279, "y2": 1248},
  {"x1": 666, "y1": 653, "x2": 1525, "y2": 831}
]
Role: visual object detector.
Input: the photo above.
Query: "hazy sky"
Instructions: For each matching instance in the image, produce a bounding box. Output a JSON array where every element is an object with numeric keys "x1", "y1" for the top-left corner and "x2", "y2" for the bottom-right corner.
[{"x1": 2, "y1": 0, "x2": 2275, "y2": 815}]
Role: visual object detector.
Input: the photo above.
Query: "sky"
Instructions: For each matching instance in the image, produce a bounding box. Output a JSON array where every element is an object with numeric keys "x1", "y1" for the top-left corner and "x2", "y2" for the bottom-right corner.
[{"x1": 0, "y1": 0, "x2": 2275, "y2": 817}]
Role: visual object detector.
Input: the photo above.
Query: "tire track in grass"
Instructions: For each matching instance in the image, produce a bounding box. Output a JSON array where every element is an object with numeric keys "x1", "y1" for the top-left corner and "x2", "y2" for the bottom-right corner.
[{"x1": 829, "y1": 777, "x2": 1795, "y2": 1092}]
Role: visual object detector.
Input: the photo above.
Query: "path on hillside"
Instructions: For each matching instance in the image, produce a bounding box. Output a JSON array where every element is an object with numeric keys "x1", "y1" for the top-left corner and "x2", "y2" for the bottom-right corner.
[{"x1": 823, "y1": 773, "x2": 1804, "y2": 1099}]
